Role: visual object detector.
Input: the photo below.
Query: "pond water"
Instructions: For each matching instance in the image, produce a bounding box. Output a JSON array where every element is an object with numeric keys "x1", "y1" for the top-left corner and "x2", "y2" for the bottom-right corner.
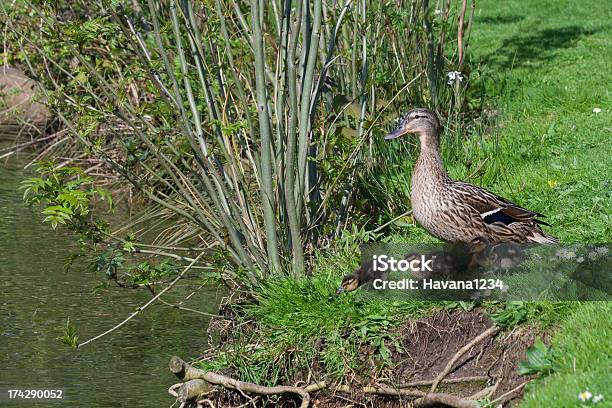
[{"x1": 0, "y1": 155, "x2": 222, "y2": 406}]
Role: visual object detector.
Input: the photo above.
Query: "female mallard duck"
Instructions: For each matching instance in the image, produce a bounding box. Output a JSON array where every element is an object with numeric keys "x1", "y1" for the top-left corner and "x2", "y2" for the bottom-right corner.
[{"x1": 385, "y1": 108, "x2": 558, "y2": 245}]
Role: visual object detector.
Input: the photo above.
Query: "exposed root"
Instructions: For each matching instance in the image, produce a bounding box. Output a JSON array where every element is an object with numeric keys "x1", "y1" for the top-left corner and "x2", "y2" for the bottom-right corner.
[
  {"x1": 469, "y1": 384, "x2": 498, "y2": 400},
  {"x1": 399, "y1": 375, "x2": 488, "y2": 387},
  {"x1": 332, "y1": 384, "x2": 425, "y2": 397},
  {"x1": 411, "y1": 392, "x2": 478, "y2": 408},
  {"x1": 179, "y1": 379, "x2": 213, "y2": 403},
  {"x1": 488, "y1": 380, "x2": 531, "y2": 406},
  {"x1": 170, "y1": 356, "x2": 310, "y2": 408},
  {"x1": 430, "y1": 325, "x2": 500, "y2": 392},
  {"x1": 169, "y1": 356, "x2": 498, "y2": 408},
  {"x1": 168, "y1": 383, "x2": 182, "y2": 398}
]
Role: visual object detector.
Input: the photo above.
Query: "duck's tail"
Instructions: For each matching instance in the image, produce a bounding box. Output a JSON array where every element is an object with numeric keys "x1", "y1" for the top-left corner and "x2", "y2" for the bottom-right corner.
[{"x1": 528, "y1": 230, "x2": 559, "y2": 245}]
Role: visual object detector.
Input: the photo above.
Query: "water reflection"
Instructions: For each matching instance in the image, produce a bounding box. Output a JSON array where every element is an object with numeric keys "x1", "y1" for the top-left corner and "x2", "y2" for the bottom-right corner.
[{"x1": 0, "y1": 156, "x2": 222, "y2": 406}]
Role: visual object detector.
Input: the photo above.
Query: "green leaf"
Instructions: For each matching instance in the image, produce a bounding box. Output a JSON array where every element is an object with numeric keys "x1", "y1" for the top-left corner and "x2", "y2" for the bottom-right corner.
[
  {"x1": 379, "y1": 343, "x2": 391, "y2": 361},
  {"x1": 491, "y1": 301, "x2": 529, "y2": 327},
  {"x1": 518, "y1": 339, "x2": 554, "y2": 376},
  {"x1": 58, "y1": 319, "x2": 78, "y2": 348}
]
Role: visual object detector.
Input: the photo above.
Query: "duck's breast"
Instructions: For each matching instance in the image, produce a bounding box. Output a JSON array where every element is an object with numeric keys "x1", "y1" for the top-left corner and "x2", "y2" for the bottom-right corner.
[{"x1": 411, "y1": 179, "x2": 483, "y2": 242}]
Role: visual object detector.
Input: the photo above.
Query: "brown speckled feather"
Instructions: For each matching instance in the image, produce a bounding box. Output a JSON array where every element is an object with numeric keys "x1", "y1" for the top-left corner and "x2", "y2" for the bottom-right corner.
[{"x1": 452, "y1": 181, "x2": 551, "y2": 226}]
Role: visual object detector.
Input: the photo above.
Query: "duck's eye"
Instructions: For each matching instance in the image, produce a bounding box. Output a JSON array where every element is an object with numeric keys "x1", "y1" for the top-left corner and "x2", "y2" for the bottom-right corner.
[{"x1": 413, "y1": 115, "x2": 421, "y2": 119}]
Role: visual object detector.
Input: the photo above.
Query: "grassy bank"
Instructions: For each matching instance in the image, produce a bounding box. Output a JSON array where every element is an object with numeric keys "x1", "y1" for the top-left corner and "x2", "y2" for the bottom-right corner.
[
  {"x1": 198, "y1": 0, "x2": 611, "y2": 405},
  {"x1": 520, "y1": 302, "x2": 611, "y2": 407},
  {"x1": 472, "y1": 0, "x2": 611, "y2": 405}
]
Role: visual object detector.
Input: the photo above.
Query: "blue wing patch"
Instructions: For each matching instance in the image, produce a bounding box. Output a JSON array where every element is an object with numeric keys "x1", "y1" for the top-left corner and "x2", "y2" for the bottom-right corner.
[{"x1": 483, "y1": 210, "x2": 516, "y2": 225}]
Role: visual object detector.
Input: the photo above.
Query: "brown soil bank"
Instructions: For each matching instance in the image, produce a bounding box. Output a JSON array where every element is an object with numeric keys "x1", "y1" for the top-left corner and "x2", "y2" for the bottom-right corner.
[
  {"x1": 169, "y1": 309, "x2": 545, "y2": 407},
  {"x1": 0, "y1": 66, "x2": 49, "y2": 139}
]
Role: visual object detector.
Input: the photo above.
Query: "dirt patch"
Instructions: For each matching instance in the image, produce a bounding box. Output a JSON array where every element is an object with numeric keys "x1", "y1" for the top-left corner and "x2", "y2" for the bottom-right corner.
[
  {"x1": 308, "y1": 310, "x2": 546, "y2": 407},
  {"x1": 394, "y1": 310, "x2": 545, "y2": 405},
  {"x1": 179, "y1": 309, "x2": 548, "y2": 407}
]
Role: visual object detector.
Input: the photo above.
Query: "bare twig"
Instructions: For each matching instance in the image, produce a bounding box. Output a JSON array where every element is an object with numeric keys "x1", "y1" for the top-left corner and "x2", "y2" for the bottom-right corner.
[
  {"x1": 0, "y1": 131, "x2": 60, "y2": 155},
  {"x1": 430, "y1": 325, "x2": 500, "y2": 392},
  {"x1": 157, "y1": 297, "x2": 227, "y2": 319},
  {"x1": 488, "y1": 380, "x2": 531, "y2": 406},
  {"x1": 77, "y1": 253, "x2": 204, "y2": 348}
]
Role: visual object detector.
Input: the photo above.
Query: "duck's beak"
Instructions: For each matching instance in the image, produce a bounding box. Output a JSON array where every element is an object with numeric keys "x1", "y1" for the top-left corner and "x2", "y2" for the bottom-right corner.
[
  {"x1": 336, "y1": 285, "x2": 345, "y2": 295},
  {"x1": 384, "y1": 126, "x2": 411, "y2": 140}
]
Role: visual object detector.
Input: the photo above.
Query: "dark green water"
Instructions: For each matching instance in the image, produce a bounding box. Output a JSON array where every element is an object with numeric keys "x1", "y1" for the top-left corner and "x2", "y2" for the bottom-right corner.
[{"x1": 0, "y1": 156, "x2": 222, "y2": 406}]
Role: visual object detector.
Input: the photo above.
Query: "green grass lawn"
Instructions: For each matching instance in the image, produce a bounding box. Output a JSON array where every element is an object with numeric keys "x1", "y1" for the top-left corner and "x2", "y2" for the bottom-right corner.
[
  {"x1": 471, "y1": 0, "x2": 611, "y2": 405},
  {"x1": 520, "y1": 302, "x2": 611, "y2": 407},
  {"x1": 471, "y1": 0, "x2": 611, "y2": 243}
]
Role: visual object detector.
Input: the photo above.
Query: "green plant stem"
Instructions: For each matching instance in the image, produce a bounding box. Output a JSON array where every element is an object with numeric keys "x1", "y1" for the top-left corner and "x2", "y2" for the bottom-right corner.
[{"x1": 250, "y1": 0, "x2": 281, "y2": 275}]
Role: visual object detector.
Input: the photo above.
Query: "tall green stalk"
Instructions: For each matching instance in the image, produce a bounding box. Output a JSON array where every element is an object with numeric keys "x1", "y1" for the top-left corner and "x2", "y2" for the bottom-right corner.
[{"x1": 250, "y1": 0, "x2": 281, "y2": 275}]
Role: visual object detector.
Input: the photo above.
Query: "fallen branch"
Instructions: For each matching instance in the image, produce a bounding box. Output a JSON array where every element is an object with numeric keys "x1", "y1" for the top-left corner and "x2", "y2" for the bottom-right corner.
[
  {"x1": 169, "y1": 356, "x2": 310, "y2": 408},
  {"x1": 333, "y1": 384, "x2": 425, "y2": 397},
  {"x1": 399, "y1": 375, "x2": 487, "y2": 388},
  {"x1": 179, "y1": 379, "x2": 212, "y2": 403},
  {"x1": 430, "y1": 325, "x2": 500, "y2": 392},
  {"x1": 169, "y1": 357, "x2": 495, "y2": 408},
  {"x1": 412, "y1": 392, "x2": 478, "y2": 408}
]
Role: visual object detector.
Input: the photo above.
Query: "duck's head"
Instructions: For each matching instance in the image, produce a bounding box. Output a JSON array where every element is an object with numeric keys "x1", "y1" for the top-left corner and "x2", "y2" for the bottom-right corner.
[
  {"x1": 336, "y1": 274, "x2": 360, "y2": 294},
  {"x1": 385, "y1": 108, "x2": 440, "y2": 140}
]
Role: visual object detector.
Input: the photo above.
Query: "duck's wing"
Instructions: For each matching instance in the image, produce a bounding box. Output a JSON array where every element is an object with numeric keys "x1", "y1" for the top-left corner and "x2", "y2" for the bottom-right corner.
[{"x1": 452, "y1": 181, "x2": 551, "y2": 227}]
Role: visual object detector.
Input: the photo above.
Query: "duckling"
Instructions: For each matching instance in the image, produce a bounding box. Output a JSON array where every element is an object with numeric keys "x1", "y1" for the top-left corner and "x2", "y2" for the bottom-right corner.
[
  {"x1": 337, "y1": 261, "x2": 379, "y2": 294},
  {"x1": 385, "y1": 108, "x2": 558, "y2": 245},
  {"x1": 337, "y1": 244, "x2": 476, "y2": 294}
]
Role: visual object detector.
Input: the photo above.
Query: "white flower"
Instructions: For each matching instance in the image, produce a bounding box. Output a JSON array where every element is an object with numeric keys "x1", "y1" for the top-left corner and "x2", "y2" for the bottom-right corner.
[
  {"x1": 578, "y1": 391, "x2": 592, "y2": 402},
  {"x1": 592, "y1": 108, "x2": 602, "y2": 113},
  {"x1": 435, "y1": 9, "x2": 442, "y2": 15},
  {"x1": 576, "y1": 256, "x2": 584, "y2": 263},
  {"x1": 593, "y1": 394, "x2": 604, "y2": 403},
  {"x1": 446, "y1": 71, "x2": 464, "y2": 85}
]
